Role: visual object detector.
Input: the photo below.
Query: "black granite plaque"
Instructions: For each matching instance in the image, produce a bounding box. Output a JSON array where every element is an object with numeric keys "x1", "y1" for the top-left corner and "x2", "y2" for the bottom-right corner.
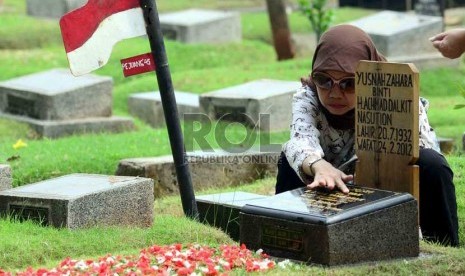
[{"x1": 240, "y1": 185, "x2": 419, "y2": 266}]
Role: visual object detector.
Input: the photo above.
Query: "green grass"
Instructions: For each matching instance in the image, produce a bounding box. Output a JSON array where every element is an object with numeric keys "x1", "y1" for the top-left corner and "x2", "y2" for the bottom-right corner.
[
  {"x1": 0, "y1": 215, "x2": 234, "y2": 271},
  {"x1": 1, "y1": 0, "x2": 465, "y2": 274}
]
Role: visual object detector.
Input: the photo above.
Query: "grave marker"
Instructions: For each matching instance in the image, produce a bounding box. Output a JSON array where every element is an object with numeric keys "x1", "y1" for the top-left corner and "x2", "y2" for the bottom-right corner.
[
  {"x1": 415, "y1": 0, "x2": 443, "y2": 17},
  {"x1": 0, "y1": 69, "x2": 135, "y2": 138},
  {"x1": 159, "y1": 9, "x2": 241, "y2": 44},
  {"x1": 199, "y1": 79, "x2": 300, "y2": 132},
  {"x1": 355, "y1": 61, "x2": 419, "y2": 200},
  {"x1": 349, "y1": 11, "x2": 458, "y2": 70},
  {"x1": 0, "y1": 174, "x2": 154, "y2": 229},
  {"x1": 240, "y1": 186, "x2": 419, "y2": 265}
]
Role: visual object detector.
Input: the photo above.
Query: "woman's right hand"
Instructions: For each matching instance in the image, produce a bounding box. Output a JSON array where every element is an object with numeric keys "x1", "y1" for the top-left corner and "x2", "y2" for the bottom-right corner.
[{"x1": 307, "y1": 159, "x2": 352, "y2": 194}]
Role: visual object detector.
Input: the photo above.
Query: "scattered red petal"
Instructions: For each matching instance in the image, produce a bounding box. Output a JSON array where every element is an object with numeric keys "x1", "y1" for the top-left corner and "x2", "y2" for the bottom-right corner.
[{"x1": 4, "y1": 244, "x2": 276, "y2": 275}]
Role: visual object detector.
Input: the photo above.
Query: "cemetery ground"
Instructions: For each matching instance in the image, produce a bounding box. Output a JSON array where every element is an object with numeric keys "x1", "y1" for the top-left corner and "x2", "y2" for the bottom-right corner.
[{"x1": 1, "y1": 0, "x2": 465, "y2": 274}]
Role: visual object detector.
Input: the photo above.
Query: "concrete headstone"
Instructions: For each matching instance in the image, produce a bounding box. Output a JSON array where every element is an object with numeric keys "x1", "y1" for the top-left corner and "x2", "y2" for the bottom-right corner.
[
  {"x1": 128, "y1": 91, "x2": 199, "y2": 128},
  {"x1": 0, "y1": 69, "x2": 135, "y2": 138},
  {"x1": 27, "y1": 0, "x2": 86, "y2": 19},
  {"x1": 0, "y1": 164, "x2": 12, "y2": 191},
  {"x1": 415, "y1": 0, "x2": 442, "y2": 17},
  {"x1": 350, "y1": 11, "x2": 457, "y2": 69},
  {"x1": 0, "y1": 69, "x2": 112, "y2": 120},
  {"x1": 240, "y1": 186, "x2": 419, "y2": 266},
  {"x1": 116, "y1": 150, "x2": 280, "y2": 198},
  {"x1": 199, "y1": 79, "x2": 300, "y2": 132},
  {"x1": 159, "y1": 9, "x2": 241, "y2": 44},
  {"x1": 0, "y1": 174, "x2": 154, "y2": 229}
]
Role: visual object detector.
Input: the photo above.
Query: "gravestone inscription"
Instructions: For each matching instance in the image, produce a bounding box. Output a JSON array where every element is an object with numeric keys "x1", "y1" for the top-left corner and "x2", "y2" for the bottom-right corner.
[
  {"x1": 355, "y1": 61, "x2": 419, "y2": 200},
  {"x1": 240, "y1": 186, "x2": 419, "y2": 266}
]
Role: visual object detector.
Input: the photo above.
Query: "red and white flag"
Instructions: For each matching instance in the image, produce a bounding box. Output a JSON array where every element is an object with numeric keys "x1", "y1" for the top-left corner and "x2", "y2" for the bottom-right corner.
[{"x1": 60, "y1": 0, "x2": 147, "y2": 76}]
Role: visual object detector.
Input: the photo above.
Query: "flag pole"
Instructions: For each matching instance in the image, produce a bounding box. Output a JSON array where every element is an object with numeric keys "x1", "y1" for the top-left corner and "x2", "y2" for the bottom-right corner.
[{"x1": 139, "y1": 0, "x2": 198, "y2": 219}]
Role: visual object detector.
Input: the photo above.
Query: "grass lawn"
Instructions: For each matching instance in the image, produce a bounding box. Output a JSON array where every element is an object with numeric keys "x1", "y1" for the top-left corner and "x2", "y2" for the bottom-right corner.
[{"x1": 1, "y1": 0, "x2": 465, "y2": 274}]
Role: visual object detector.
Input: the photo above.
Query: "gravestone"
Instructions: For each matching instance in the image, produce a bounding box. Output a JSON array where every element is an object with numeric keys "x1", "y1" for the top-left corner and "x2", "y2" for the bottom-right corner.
[
  {"x1": 196, "y1": 192, "x2": 268, "y2": 241},
  {"x1": 116, "y1": 149, "x2": 280, "y2": 198},
  {"x1": 159, "y1": 9, "x2": 241, "y2": 44},
  {"x1": 240, "y1": 186, "x2": 419, "y2": 266},
  {"x1": 128, "y1": 91, "x2": 199, "y2": 128},
  {"x1": 0, "y1": 174, "x2": 154, "y2": 229},
  {"x1": 0, "y1": 165, "x2": 12, "y2": 191},
  {"x1": 0, "y1": 69, "x2": 134, "y2": 138},
  {"x1": 199, "y1": 79, "x2": 300, "y2": 132},
  {"x1": 27, "y1": 0, "x2": 86, "y2": 19},
  {"x1": 350, "y1": 11, "x2": 458, "y2": 69},
  {"x1": 415, "y1": 0, "x2": 442, "y2": 17},
  {"x1": 355, "y1": 61, "x2": 419, "y2": 200}
]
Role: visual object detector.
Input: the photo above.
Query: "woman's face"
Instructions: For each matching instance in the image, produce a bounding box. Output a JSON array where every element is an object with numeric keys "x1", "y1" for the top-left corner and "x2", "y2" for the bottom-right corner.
[{"x1": 314, "y1": 70, "x2": 356, "y2": 115}]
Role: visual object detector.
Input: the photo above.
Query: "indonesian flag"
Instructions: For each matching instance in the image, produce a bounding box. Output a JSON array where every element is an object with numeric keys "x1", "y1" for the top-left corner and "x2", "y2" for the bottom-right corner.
[{"x1": 60, "y1": 0, "x2": 147, "y2": 76}]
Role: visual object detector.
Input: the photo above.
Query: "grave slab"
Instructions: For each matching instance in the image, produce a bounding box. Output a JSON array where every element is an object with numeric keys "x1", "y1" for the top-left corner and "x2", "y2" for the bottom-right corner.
[
  {"x1": 27, "y1": 0, "x2": 86, "y2": 19},
  {"x1": 0, "y1": 112, "x2": 134, "y2": 139},
  {"x1": 196, "y1": 192, "x2": 268, "y2": 241},
  {"x1": 349, "y1": 11, "x2": 454, "y2": 69},
  {"x1": 0, "y1": 69, "x2": 112, "y2": 120},
  {"x1": 128, "y1": 91, "x2": 199, "y2": 128},
  {"x1": 350, "y1": 11, "x2": 442, "y2": 58},
  {"x1": 0, "y1": 164, "x2": 12, "y2": 191},
  {"x1": 115, "y1": 149, "x2": 280, "y2": 198},
  {"x1": 199, "y1": 79, "x2": 300, "y2": 132},
  {"x1": 0, "y1": 69, "x2": 135, "y2": 138},
  {"x1": 159, "y1": 9, "x2": 241, "y2": 44},
  {"x1": 240, "y1": 186, "x2": 419, "y2": 266},
  {"x1": 415, "y1": 0, "x2": 442, "y2": 17},
  {"x1": 0, "y1": 174, "x2": 154, "y2": 229}
]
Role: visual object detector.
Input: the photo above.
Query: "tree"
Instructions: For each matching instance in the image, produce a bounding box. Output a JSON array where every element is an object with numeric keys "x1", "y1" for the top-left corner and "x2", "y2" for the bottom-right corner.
[
  {"x1": 265, "y1": 0, "x2": 295, "y2": 60},
  {"x1": 298, "y1": 0, "x2": 333, "y2": 43}
]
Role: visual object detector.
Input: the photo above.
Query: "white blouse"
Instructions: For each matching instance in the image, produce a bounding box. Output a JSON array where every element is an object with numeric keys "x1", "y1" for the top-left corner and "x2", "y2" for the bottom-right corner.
[{"x1": 282, "y1": 85, "x2": 440, "y2": 182}]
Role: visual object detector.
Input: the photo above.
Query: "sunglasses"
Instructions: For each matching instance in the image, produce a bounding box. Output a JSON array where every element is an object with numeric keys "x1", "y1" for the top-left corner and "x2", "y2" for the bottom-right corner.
[{"x1": 312, "y1": 72, "x2": 355, "y2": 93}]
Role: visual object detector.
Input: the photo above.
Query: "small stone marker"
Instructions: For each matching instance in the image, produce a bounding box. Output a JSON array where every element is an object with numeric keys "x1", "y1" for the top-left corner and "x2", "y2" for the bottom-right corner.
[
  {"x1": 349, "y1": 11, "x2": 458, "y2": 70},
  {"x1": 0, "y1": 174, "x2": 154, "y2": 229},
  {"x1": 199, "y1": 79, "x2": 300, "y2": 132},
  {"x1": 0, "y1": 69, "x2": 134, "y2": 138},
  {"x1": 196, "y1": 192, "x2": 267, "y2": 241},
  {"x1": 159, "y1": 9, "x2": 241, "y2": 44},
  {"x1": 0, "y1": 69, "x2": 112, "y2": 120},
  {"x1": 27, "y1": 0, "x2": 87, "y2": 19},
  {"x1": 415, "y1": 0, "x2": 442, "y2": 17},
  {"x1": 350, "y1": 11, "x2": 442, "y2": 58},
  {"x1": 128, "y1": 91, "x2": 199, "y2": 128},
  {"x1": 240, "y1": 186, "x2": 419, "y2": 266},
  {"x1": 0, "y1": 164, "x2": 12, "y2": 191},
  {"x1": 355, "y1": 61, "x2": 419, "y2": 200},
  {"x1": 116, "y1": 150, "x2": 280, "y2": 198}
]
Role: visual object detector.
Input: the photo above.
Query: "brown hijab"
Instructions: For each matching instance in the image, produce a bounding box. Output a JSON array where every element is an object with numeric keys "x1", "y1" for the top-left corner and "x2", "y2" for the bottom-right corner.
[{"x1": 303, "y1": 24, "x2": 386, "y2": 129}]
